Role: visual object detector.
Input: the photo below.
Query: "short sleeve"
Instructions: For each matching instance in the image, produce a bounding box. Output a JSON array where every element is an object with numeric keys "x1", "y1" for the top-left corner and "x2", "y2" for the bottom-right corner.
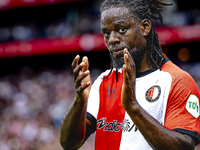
[{"x1": 164, "y1": 71, "x2": 200, "y2": 144}]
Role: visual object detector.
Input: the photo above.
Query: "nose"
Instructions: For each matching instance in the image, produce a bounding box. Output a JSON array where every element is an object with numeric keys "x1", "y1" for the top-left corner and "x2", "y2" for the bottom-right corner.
[{"x1": 108, "y1": 31, "x2": 120, "y2": 45}]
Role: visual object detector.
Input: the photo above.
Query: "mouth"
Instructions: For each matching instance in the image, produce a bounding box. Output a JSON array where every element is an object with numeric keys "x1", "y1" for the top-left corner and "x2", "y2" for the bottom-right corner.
[{"x1": 112, "y1": 49, "x2": 125, "y2": 58}]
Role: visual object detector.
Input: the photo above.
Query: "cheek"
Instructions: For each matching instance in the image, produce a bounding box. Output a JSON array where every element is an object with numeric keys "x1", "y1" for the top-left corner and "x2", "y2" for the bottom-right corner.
[
  {"x1": 124, "y1": 30, "x2": 139, "y2": 48},
  {"x1": 132, "y1": 29, "x2": 146, "y2": 49},
  {"x1": 137, "y1": 36, "x2": 147, "y2": 49}
]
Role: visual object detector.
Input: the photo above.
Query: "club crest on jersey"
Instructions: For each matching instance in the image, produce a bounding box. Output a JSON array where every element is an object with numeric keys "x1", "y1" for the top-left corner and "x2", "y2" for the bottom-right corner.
[{"x1": 145, "y1": 85, "x2": 161, "y2": 102}]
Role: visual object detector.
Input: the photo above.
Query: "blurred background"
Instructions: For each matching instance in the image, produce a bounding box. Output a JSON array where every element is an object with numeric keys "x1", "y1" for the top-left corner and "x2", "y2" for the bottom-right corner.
[{"x1": 0, "y1": 0, "x2": 199, "y2": 149}]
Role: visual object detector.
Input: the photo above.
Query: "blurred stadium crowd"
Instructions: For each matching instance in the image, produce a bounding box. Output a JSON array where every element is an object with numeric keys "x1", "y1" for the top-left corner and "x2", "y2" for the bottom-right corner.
[
  {"x1": 0, "y1": 66, "x2": 102, "y2": 150},
  {"x1": 0, "y1": 0, "x2": 199, "y2": 150},
  {"x1": 0, "y1": 0, "x2": 200, "y2": 42},
  {"x1": 0, "y1": 0, "x2": 102, "y2": 42}
]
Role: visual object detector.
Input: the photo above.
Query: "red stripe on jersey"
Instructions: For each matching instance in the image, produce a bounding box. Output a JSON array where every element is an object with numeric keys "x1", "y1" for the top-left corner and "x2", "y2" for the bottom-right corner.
[{"x1": 95, "y1": 70, "x2": 125, "y2": 150}]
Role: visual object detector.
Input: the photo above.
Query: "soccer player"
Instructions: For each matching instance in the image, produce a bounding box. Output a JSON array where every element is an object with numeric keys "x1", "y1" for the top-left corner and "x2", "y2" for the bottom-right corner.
[{"x1": 60, "y1": 0, "x2": 200, "y2": 149}]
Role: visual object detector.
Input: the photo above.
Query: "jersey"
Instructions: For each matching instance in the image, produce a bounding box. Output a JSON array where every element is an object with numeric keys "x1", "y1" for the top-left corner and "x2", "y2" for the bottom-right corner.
[{"x1": 86, "y1": 58, "x2": 200, "y2": 150}]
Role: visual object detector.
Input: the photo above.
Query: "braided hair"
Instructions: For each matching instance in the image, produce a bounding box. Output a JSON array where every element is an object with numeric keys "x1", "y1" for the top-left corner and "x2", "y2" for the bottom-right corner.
[{"x1": 101, "y1": 0, "x2": 172, "y2": 71}]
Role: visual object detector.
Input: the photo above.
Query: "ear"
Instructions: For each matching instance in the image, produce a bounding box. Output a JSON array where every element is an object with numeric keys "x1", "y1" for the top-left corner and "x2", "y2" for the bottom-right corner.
[{"x1": 141, "y1": 19, "x2": 151, "y2": 36}]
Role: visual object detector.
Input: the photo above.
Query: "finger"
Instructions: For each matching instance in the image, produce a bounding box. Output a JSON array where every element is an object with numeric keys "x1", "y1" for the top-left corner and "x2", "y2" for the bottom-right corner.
[
  {"x1": 75, "y1": 70, "x2": 90, "y2": 89},
  {"x1": 82, "y1": 56, "x2": 89, "y2": 72},
  {"x1": 123, "y1": 49, "x2": 130, "y2": 70},
  {"x1": 123, "y1": 49, "x2": 136, "y2": 80},
  {"x1": 76, "y1": 81, "x2": 91, "y2": 94},
  {"x1": 124, "y1": 49, "x2": 134, "y2": 65},
  {"x1": 73, "y1": 62, "x2": 84, "y2": 82},
  {"x1": 124, "y1": 52, "x2": 129, "y2": 68},
  {"x1": 123, "y1": 64, "x2": 129, "y2": 85},
  {"x1": 72, "y1": 55, "x2": 80, "y2": 70},
  {"x1": 124, "y1": 49, "x2": 135, "y2": 71}
]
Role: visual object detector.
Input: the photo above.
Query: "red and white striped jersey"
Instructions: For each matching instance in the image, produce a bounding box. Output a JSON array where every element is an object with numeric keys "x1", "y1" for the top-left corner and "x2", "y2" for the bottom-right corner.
[{"x1": 86, "y1": 59, "x2": 200, "y2": 150}]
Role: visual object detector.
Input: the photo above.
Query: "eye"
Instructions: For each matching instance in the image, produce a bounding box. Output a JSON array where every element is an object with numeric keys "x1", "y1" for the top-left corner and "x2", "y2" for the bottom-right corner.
[
  {"x1": 118, "y1": 27, "x2": 126, "y2": 34},
  {"x1": 103, "y1": 32, "x2": 110, "y2": 37}
]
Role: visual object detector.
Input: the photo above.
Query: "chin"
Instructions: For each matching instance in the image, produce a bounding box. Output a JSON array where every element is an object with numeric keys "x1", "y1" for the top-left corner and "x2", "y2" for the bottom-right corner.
[
  {"x1": 113, "y1": 58, "x2": 124, "y2": 69},
  {"x1": 109, "y1": 51, "x2": 125, "y2": 69}
]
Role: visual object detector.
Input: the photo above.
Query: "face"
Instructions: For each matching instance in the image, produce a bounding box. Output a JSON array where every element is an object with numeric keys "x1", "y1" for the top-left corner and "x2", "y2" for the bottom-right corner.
[{"x1": 101, "y1": 7, "x2": 148, "y2": 69}]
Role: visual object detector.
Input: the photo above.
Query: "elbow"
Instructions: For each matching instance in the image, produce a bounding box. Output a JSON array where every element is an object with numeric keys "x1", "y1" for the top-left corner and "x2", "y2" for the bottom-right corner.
[
  {"x1": 59, "y1": 124, "x2": 86, "y2": 149},
  {"x1": 60, "y1": 137, "x2": 68, "y2": 150},
  {"x1": 60, "y1": 139, "x2": 77, "y2": 150},
  {"x1": 182, "y1": 135, "x2": 196, "y2": 150},
  {"x1": 60, "y1": 141, "x2": 67, "y2": 150},
  {"x1": 60, "y1": 134, "x2": 73, "y2": 150},
  {"x1": 60, "y1": 143, "x2": 73, "y2": 150},
  {"x1": 170, "y1": 134, "x2": 196, "y2": 150},
  {"x1": 60, "y1": 135, "x2": 83, "y2": 150}
]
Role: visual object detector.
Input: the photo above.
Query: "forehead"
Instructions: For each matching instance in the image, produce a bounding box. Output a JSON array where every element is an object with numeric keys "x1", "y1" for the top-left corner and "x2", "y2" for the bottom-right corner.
[{"x1": 101, "y1": 7, "x2": 134, "y2": 26}]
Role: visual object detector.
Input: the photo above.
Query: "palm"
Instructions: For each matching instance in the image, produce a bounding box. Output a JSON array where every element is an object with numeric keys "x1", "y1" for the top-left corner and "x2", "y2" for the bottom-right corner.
[
  {"x1": 72, "y1": 55, "x2": 91, "y2": 102},
  {"x1": 121, "y1": 49, "x2": 136, "y2": 109},
  {"x1": 80, "y1": 70, "x2": 91, "y2": 100}
]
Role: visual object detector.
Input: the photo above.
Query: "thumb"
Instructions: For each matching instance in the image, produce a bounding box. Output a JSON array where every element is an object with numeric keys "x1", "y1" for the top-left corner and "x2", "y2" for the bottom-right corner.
[{"x1": 82, "y1": 56, "x2": 89, "y2": 72}]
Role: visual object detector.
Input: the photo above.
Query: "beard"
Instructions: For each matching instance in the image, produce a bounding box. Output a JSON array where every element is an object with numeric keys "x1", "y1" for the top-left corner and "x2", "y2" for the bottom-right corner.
[{"x1": 109, "y1": 48, "x2": 146, "y2": 72}]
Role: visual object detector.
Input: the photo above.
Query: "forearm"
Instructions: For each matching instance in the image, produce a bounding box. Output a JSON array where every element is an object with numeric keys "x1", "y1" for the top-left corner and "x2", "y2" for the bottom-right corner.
[
  {"x1": 60, "y1": 97, "x2": 88, "y2": 150},
  {"x1": 126, "y1": 104, "x2": 195, "y2": 150}
]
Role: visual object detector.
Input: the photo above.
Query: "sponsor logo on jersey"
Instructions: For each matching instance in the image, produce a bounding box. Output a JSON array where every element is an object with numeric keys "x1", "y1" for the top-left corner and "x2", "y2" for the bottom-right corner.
[
  {"x1": 97, "y1": 118, "x2": 164, "y2": 133},
  {"x1": 106, "y1": 85, "x2": 116, "y2": 98},
  {"x1": 97, "y1": 117, "x2": 138, "y2": 132},
  {"x1": 145, "y1": 85, "x2": 161, "y2": 102},
  {"x1": 186, "y1": 94, "x2": 200, "y2": 118}
]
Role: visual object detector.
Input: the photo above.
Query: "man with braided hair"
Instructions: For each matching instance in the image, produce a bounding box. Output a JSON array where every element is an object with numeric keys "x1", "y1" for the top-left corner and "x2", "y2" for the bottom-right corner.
[{"x1": 60, "y1": 0, "x2": 200, "y2": 149}]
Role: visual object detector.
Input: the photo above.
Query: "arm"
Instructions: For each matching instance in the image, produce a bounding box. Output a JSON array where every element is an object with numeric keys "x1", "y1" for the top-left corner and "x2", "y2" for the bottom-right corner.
[
  {"x1": 60, "y1": 55, "x2": 94, "y2": 150},
  {"x1": 121, "y1": 49, "x2": 196, "y2": 150},
  {"x1": 195, "y1": 144, "x2": 200, "y2": 150}
]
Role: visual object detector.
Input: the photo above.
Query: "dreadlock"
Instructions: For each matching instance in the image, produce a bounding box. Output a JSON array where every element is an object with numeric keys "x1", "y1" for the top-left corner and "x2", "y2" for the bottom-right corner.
[{"x1": 101, "y1": 0, "x2": 172, "y2": 74}]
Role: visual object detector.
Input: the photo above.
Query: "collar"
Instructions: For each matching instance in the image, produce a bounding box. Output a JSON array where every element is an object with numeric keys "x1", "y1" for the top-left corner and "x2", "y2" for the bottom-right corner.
[
  {"x1": 136, "y1": 58, "x2": 170, "y2": 78},
  {"x1": 136, "y1": 69, "x2": 157, "y2": 78}
]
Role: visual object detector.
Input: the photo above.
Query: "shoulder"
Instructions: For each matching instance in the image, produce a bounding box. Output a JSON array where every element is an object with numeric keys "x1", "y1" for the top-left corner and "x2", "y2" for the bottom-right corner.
[
  {"x1": 161, "y1": 60, "x2": 199, "y2": 93},
  {"x1": 161, "y1": 60, "x2": 192, "y2": 82},
  {"x1": 161, "y1": 60, "x2": 200, "y2": 103}
]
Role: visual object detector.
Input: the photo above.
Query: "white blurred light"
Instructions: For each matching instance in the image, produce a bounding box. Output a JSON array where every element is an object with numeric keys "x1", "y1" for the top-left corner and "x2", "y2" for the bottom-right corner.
[
  {"x1": 79, "y1": 34, "x2": 95, "y2": 51},
  {"x1": 0, "y1": 0, "x2": 10, "y2": 8}
]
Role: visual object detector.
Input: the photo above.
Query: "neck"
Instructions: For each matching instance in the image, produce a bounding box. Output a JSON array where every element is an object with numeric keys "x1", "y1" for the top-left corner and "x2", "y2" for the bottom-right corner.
[{"x1": 135, "y1": 51, "x2": 152, "y2": 73}]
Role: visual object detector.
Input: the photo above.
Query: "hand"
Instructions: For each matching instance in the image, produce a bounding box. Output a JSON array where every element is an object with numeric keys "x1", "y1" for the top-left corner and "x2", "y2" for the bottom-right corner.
[
  {"x1": 121, "y1": 49, "x2": 137, "y2": 109},
  {"x1": 72, "y1": 55, "x2": 91, "y2": 102}
]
